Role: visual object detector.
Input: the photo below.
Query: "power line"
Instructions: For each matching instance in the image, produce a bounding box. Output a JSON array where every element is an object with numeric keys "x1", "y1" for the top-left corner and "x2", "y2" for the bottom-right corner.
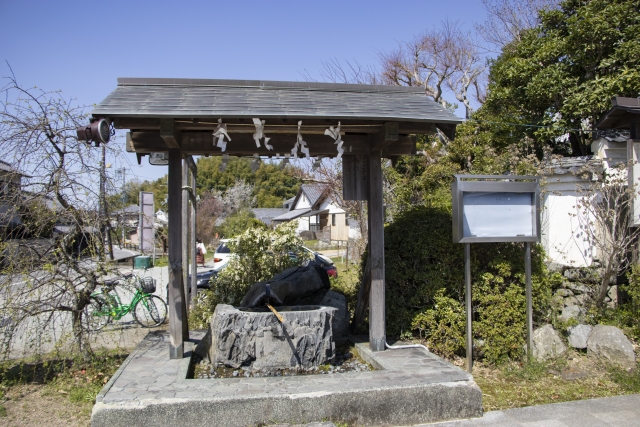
[{"x1": 464, "y1": 118, "x2": 598, "y2": 133}]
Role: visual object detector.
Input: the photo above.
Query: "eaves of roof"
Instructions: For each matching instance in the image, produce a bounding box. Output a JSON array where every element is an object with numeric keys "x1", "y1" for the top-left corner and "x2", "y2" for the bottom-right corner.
[
  {"x1": 596, "y1": 97, "x2": 640, "y2": 129},
  {"x1": 92, "y1": 78, "x2": 462, "y2": 125}
]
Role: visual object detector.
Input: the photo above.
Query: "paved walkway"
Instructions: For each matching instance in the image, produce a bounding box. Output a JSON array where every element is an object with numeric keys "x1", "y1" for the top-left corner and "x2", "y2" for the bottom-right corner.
[
  {"x1": 287, "y1": 395, "x2": 640, "y2": 426},
  {"x1": 92, "y1": 333, "x2": 481, "y2": 427},
  {"x1": 421, "y1": 394, "x2": 640, "y2": 427}
]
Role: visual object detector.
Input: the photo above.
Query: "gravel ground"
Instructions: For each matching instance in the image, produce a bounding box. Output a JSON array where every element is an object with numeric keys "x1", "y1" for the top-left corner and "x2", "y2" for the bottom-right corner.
[{"x1": 194, "y1": 349, "x2": 372, "y2": 379}]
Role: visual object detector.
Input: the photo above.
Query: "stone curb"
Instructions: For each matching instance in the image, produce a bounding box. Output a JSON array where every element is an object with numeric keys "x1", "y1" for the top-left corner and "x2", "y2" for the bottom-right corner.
[
  {"x1": 96, "y1": 331, "x2": 155, "y2": 402},
  {"x1": 92, "y1": 332, "x2": 483, "y2": 427}
]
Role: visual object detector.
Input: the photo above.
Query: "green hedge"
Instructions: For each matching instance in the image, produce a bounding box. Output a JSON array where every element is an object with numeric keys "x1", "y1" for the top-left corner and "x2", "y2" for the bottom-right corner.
[{"x1": 382, "y1": 206, "x2": 554, "y2": 363}]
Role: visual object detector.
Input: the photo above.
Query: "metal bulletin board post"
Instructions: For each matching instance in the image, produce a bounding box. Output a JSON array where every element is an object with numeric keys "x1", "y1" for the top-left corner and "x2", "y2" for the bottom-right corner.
[
  {"x1": 465, "y1": 243, "x2": 473, "y2": 373},
  {"x1": 452, "y1": 175, "x2": 540, "y2": 373}
]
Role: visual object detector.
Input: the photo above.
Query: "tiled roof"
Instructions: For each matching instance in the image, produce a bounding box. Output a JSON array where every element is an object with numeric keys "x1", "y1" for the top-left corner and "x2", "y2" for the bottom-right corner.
[
  {"x1": 300, "y1": 184, "x2": 329, "y2": 208},
  {"x1": 272, "y1": 209, "x2": 312, "y2": 221},
  {"x1": 92, "y1": 78, "x2": 462, "y2": 125},
  {"x1": 0, "y1": 160, "x2": 26, "y2": 176},
  {"x1": 251, "y1": 208, "x2": 288, "y2": 226}
]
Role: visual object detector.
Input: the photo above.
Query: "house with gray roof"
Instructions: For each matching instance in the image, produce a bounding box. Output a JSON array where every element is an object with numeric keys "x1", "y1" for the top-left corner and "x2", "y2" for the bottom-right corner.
[
  {"x1": 250, "y1": 208, "x2": 288, "y2": 227},
  {"x1": 272, "y1": 184, "x2": 354, "y2": 240}
]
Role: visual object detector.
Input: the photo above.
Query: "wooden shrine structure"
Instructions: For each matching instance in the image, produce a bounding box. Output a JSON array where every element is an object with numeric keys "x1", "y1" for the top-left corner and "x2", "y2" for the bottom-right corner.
[{"x1": 92, "y1": 78, "x2": 462, "y2": 358}]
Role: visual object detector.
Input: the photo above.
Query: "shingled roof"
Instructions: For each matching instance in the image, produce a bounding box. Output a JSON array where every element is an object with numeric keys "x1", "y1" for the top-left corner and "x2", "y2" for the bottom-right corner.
[
  {"x1": 92, "y1": 78, "x2": 462, "y2": 125},
  {"x1": 596, "y1": 97, "x2": 640, "y2": 129}
]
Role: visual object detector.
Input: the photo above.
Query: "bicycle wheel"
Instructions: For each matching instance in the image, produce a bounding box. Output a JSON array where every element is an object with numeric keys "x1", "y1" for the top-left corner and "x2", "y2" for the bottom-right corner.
[
  {"x1": 82, "y1": 297, "x2": 111, "y2": 331},
  {"x1": 134, "y1": 295, "x2": 167, "y2": 328}
]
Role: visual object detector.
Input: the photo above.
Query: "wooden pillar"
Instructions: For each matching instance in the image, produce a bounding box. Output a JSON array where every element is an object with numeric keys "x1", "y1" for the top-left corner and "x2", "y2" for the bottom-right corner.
[
  {"x1": 368, "y1": 150, "x2": 386, "y2": 351},
  {"x1": 189, "y1": 158, "x2": 198, "y2": 307},
  {"x1": 182, "y1": 159, "x2": 190, "y2": 315},
  {"x1": 168, "y1": 149, "x2": 187, "y2": 358}
]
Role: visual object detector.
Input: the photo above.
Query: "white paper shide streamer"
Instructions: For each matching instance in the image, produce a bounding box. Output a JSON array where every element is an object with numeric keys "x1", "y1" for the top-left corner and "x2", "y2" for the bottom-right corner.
[
  {"x1": 252, "y1": 118, "x2": 273, "y2": 150},
  {"x1": 324, "y1": 122, "x2": 344, "y2": 159},
  {"x1": 213, "y1": 119, "x2": 231, "y2": 152},
  {"x1": 291, "y1": 120, "x2": 310, "y2": 158}
]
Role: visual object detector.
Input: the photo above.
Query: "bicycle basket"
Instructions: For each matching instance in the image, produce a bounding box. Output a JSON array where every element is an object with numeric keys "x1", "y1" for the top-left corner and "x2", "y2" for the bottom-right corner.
[{"x1": 139, "y1": 277, "x2": 156, "y2": 294}]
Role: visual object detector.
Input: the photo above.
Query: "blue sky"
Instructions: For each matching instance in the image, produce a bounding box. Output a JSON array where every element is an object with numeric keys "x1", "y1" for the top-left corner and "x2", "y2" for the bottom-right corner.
[{"x1": 0, "y1": 0, "x2": 488, "y2": 182}]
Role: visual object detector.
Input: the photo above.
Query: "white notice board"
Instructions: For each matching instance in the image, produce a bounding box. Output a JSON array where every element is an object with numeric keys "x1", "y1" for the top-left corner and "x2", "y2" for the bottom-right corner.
[{"x1": 462, "y1": 192, "x2": 534, "y2": 238}]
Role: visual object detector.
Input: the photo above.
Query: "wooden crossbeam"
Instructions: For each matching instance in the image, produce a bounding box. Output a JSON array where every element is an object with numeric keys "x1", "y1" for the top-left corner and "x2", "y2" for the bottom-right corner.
[
  {"x1": 370, "y1": 123, "x2": 399, "y2": 152},
  {"x1": 160, "y1": 119, "x2": 180, "y2": 149},
  {"x1": 127, "y1": 132, "x2": 416, "y2": 157},
  {"x1": 114, "y1": 117, "x2": 437, "y2": 135}
]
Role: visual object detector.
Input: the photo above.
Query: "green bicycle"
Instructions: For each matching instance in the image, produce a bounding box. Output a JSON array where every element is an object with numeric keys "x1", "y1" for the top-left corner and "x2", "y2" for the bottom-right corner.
[{"x1": 83, "y1": 272, "x2": 168, "y2": 330}]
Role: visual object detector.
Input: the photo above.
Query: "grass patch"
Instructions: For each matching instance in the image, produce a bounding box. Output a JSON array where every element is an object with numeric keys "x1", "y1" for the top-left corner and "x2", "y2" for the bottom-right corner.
[
  {"x1": 0, "y1": 349, "x2": 128, "y2": 422},
  {"x1": 608, "y1": 365, "x2": 640, "y2": 392},
  {"x1": 473, "y1": 356, "x2": 639, "y2": 411},
  {"x1": 330, "y1": 258, "x2": 360, "y2": 316},
  {"x1": 153, "y1": 256, "x2": 168, "y2": 267}
]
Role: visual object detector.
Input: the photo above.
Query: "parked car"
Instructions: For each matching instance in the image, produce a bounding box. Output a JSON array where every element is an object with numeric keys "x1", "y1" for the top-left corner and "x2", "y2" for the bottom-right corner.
[
  {"x1": 299, "y1": 247, "x2": 338, "y2": 278},
  {"x1": 212, "y1": 239, "x2": 233, "y2": 270},
  {"x1": 166, "y1": 268, "x2": 219, "y2": 301}
]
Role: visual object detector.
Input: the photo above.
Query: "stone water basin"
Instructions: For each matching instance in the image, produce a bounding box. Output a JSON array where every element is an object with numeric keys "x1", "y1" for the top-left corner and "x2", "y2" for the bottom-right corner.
[{"x1": 207, "y1": 304, "x2": 337, "y2": 370}]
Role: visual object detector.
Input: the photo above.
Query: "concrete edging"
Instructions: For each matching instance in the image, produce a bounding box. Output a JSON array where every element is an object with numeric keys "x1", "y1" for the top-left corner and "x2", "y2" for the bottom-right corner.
[{"x1": 91, "y1": 332, "x2": 483, "y2": 427}]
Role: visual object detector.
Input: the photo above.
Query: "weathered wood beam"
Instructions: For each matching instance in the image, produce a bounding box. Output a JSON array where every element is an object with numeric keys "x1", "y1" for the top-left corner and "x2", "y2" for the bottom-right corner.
[
  {"x1": 115, "y1": 117, "x2": 437, "y2": 135},
  {"x1": 190, "y1": 161, "x2": 197, "y2": 308},
  {"x1": 370, "y1": 123, "x2": 399, "y2": 152},
  {"x1": 168, "y1": 149, "x2": 187, "y2": 359},
  {"x1": 160, "y1": 119, "x2": 181, "y2": 149},
  {"x1": 185, "y1": 155, "x2": 197, "y2": 174},
  {"x1": 127, "y1": 132, "x2": 416, "y2": 157},
  {"x1": 351, "y1": 257, "x2": 371, "y2": 332},
  {"x1": 343, "y1": 155, "x2": 368, "y2": 201},
  {"x1": 368, "y1": 148, "x2": 386, "y2": 352},
  {"x1": 181, "y1": 158, "x2": 191, "y2": 327}
]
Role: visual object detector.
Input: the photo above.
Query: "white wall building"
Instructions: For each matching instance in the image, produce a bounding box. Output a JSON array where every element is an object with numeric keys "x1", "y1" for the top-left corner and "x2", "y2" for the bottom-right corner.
[
  {"x1": 541, "y1": 130, "x2": 629, "y2": 268},
  {"x1": 272, "y1": 184, "x2": 358, "y2": 241}
]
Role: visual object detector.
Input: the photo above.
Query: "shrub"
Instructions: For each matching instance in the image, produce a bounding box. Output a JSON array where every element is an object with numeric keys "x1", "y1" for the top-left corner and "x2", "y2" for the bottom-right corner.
[
  {"x1": 589, "y1": 264, "x2": 640, "y2": 343},
  {"x1": 383, "y1": 206, "x2": 465, "y2": 336},
  {"x1": 382, "y1": 205, "x2": 553, "y2": 364},
  {"x1": 412, "y1": 289, "x2": 465, "y2": 358},
  {"x1": 191, "y1": 222, "x2": 309, "y2": 328},
  {"x1": 218, "y1": 208, "x2": 265, "y2": 238}
]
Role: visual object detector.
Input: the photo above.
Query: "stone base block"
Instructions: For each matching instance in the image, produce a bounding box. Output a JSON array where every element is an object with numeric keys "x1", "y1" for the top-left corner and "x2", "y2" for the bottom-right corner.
[{"x1": 209, "y1": 304, "x2": 336, "y2": 370}]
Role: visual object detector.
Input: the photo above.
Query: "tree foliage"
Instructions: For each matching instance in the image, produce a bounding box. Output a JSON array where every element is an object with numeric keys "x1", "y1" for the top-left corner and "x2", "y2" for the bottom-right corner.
[
  {"x1": 190, "y1": 222, "x2": 308, "y2": 327},
  {"x1": 483, "y1": 0, "x2": 640, "y2": 156},
  {"x1": 217, "y1": 208, "x2": 265, "y2": 239},
  {"x1": 196, "y1": 156, "x2": 301, "y2": 207}
]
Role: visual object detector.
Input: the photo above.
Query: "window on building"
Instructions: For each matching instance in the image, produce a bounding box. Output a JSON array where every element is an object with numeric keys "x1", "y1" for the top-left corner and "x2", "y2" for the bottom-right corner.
[{"x1": 332, "y1": 214, "x2": 336, "y2": 226}]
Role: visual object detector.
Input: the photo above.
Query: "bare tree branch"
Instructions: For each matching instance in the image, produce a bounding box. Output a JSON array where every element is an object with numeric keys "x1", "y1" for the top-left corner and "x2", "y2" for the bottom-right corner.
[{"x1": 476, "y1": 0, "x2": 560, "y2": 49}]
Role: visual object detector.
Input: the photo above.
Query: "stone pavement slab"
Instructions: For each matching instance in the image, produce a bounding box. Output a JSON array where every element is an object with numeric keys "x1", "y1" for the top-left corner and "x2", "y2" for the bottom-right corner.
[
  {"x1": 421, "y1": 394, "x2": 640, "y2": 427},
  {"x1": 91, "y1": 331, "x2": 482, "y2": 427}
]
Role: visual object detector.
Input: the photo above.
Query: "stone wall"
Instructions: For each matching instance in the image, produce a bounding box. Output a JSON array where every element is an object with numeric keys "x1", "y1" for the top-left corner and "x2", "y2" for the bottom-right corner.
[{"x1": 552, "y1": 265, "x2": 617, "y2": 322}]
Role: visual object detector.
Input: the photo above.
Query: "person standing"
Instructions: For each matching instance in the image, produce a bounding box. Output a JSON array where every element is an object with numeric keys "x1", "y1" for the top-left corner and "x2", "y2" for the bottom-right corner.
[{"x1": 196, "y1": 239, "x2": 207, "y2": 267}]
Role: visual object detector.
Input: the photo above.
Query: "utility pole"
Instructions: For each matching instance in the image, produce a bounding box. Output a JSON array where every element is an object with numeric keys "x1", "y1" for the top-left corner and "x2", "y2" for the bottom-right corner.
[
  {"x1": 100, "y1": 145, "x2": 114, "y2": 261},
  {"x1": 115, "y1": 167, "x2": 127, "y2": 247}
]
